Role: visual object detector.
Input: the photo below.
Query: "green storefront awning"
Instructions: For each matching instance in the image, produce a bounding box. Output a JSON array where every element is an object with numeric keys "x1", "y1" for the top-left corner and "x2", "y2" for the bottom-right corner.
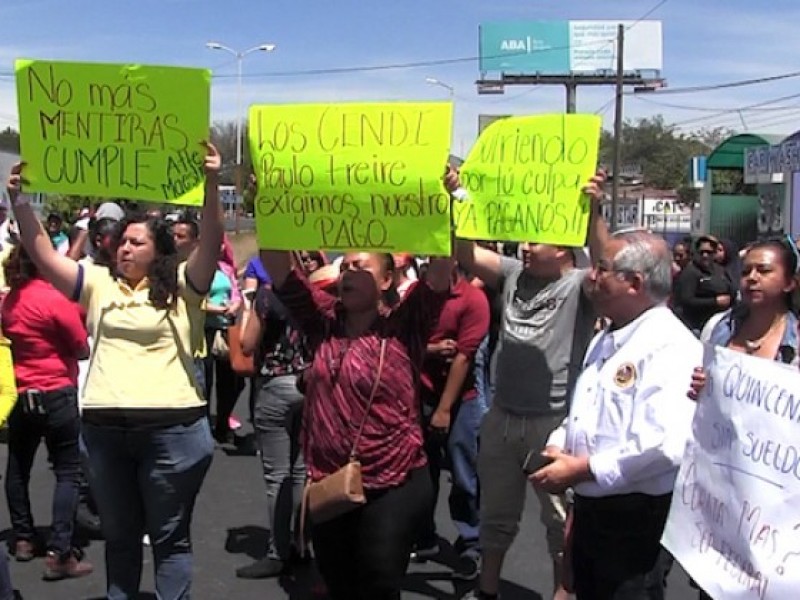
[{"x1": 706, "y1": 133, "x2": 787, "y2": 170}]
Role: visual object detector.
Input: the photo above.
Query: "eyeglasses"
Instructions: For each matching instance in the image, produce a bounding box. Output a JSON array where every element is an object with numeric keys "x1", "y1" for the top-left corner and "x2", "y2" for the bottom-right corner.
[{"x1": 697, "y1": 249, "x2": 715, "y2": 256}]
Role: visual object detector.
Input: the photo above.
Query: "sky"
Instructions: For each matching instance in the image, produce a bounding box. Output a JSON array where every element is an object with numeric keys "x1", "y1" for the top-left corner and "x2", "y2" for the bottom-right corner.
[{"x1": 2, "y1": 0, "x2": 800, "y2": 157}]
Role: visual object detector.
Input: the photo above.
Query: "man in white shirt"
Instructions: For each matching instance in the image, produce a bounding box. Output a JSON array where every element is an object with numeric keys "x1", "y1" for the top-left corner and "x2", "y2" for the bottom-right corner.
[{"x1": 532, "y1": 229, "x2": 700, "y2": 599}]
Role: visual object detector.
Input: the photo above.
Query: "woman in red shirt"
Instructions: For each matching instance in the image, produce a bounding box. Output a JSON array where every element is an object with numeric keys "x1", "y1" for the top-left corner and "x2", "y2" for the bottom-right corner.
[
  {"x1": 260, "y1": 249, "x2": 453, "y2": 600},
  {"x1": 1, "y1": 245, "x2": 92, "y2": 580}
]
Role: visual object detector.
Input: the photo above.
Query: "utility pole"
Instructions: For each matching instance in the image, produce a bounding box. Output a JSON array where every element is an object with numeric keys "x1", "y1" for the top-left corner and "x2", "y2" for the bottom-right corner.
[
  {"x1": 610, "y1": 24, "x2": 625, "y2": 232},
  {"x1": 566, "y1": 82, "x2": 577, "y2": 114}
]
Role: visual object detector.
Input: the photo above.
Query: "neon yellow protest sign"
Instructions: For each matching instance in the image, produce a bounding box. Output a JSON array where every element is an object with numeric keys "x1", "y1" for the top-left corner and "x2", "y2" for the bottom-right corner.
[
  {"x1": 16, "y1": 59, "x2": 211, "y2": 205},
  {"x1": 250, "y1": 102, "x2": 453, "y2": 254},
  {"x1": 454, "y1": 114, "x2": 601, "y2": 246}
]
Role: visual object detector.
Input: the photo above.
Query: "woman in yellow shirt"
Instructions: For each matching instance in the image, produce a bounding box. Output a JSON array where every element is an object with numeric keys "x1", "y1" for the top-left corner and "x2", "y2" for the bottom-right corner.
[{"x1": 6, "y1": 143, "x2": 224, "y2": 600}]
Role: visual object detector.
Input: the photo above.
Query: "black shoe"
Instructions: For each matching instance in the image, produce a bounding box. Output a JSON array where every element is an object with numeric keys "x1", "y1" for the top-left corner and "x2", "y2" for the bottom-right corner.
[
  {"x1": 235, "y1": 557, "x2": 286, "y2": 579},
  {"x1": 410, "y1": 542, "x2": 440, "y2": 562},
  {"x1": 233, "y1": 433, "x2": 258, "y2": 456},
  {"x1": 452, "y1": 552, "x2": 480, "y2": 581},
  {"x1": 213, "y1": 430, "x2": 234, "y2": 446}
]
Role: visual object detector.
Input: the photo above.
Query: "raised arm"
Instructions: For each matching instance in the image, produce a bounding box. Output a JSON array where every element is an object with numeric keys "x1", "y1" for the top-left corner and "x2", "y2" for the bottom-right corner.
[
  {"x1": 259, "y1": 250, "x2": 292, "y2": 290},
  {"x1": 443, "y1": 166, "x2": 504, "y2": 288},
  {"x1": 455, "y1": 241, "x2": 503, "y2": 289},
  {"x1": 7, "y1": 163, "x2": 79, "y2": 298},
  {"x1": 185, "y1": 142, "x2": 225, "y2": 294},
  {"x1": 585, "y1": 169, "x2": 609, "y2": 265}
]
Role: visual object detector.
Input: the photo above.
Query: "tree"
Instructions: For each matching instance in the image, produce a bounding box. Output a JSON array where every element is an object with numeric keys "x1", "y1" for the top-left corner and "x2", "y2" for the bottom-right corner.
[
  {"x1": 599, "y1": 116, "x2": 709, "y2": 190},
  {"x1": 210, "y1": 121, "x2": 254, "y2": 187},
  {"x1": 0, "y1": 127, "x2": 20, "y2": 153},
  {"x1": 691, "y1": 126, "x2": 735, "y2": 152}
]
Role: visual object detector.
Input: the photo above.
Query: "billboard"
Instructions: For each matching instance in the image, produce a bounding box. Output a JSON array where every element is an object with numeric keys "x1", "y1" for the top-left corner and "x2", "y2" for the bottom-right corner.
[{"x1": 479, "y1": 21, "x2": 663, "y2": 74}]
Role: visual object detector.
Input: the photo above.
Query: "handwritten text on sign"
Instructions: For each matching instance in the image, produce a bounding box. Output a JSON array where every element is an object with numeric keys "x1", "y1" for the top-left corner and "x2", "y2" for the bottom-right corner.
[
  {"x1": 454, "y1": 114, "x2": 600, "y2": 246},
  {"x1": 250, "y1": 102, "x2": 453, "y2": 254},
  {"x1": 15, "y1": 59, "x2": 211, "y2": 205},
  {"x1": 662, "y1": 347, "x2": 800, "y2": 600}
]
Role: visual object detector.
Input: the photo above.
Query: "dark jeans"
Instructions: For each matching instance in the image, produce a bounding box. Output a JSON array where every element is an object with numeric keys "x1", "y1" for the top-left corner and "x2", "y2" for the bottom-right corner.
[
  {"x1": 203, "y1": 328, "x2": 244, "y2": 437},
  {"x1": 5, "y1": 387, "x2": 82, "y2": 557},
  {"x1": 474, "y1": 335, "x2": 493, "y2": 410},
  {"x1": 0, "y1": 548, "x2": 12, "y2": 600},
  {"x1": 253, "y1": 375, "x2": 305, "y2": 560},
  {"x1": 312, "y1": 466, "x2": 432, "y2": 600},
  {"x1": 418, "y1": 395, "x2": 485, "y2": 555},
  {"x1": 81, "y1": 418, "x2": 214, "y2": 600},
  {"x1": 572, "y1": 493, "x2": 672, "y2": 600}
]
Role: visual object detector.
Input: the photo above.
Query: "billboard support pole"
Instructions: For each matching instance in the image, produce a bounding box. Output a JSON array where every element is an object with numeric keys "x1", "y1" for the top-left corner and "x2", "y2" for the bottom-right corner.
[
  {"x1": 566, "y1": 83, "x2": 577, "y2": 114},
  {"x1": 610, "y1": 24, "x2": 625, "y2": 233}
]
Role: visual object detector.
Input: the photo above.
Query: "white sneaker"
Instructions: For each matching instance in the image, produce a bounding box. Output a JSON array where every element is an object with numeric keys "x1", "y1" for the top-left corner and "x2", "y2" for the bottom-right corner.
[{"x1": 142, "y1": 534, "x2": 151, "y2": 546}]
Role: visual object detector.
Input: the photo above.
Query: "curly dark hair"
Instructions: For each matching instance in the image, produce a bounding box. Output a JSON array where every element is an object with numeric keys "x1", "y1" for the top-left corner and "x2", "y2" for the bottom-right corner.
[
  {"x1": 3, "y1": 245, "x2": 38, "y2": 290},
  {"x1": 113, "y1": 215, "x2": 179, "y2": 310}
]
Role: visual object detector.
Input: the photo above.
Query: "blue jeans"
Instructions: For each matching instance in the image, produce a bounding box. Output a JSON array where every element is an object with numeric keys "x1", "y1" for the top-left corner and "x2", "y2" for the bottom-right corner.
[
  {"x1": 420, "y1": 395, "x2": 486, "y2": 555},
  {"x1": 253, "y1": 375, "x2": 305, "y2": 561},
  {"x1": 0, "y1": 548, "x2": 12, "y2": 600},
  {"x1": 5, "y1": 387, "x2": 82, "y2": 557},
  {"x1": 81, "y1": 418, "x2": 214, "y2": 600}
]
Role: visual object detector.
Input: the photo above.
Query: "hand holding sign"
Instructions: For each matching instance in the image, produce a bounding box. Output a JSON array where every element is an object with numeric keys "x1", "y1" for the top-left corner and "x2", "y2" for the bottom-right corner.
[{"x1": 454, "y1": 114, "x2": 601, "y2": 246}]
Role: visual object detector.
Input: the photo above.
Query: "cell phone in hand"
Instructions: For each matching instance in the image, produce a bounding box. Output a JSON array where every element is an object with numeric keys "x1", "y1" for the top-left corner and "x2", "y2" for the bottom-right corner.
[{"x1": 523, "y1": 449, "x2": 555, "y2": 474}]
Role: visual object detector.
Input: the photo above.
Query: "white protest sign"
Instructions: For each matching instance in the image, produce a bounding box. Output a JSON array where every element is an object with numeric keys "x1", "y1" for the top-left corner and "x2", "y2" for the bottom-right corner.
[{"x1": 662, "y1": 346, "x2": 800, "y2": 600}]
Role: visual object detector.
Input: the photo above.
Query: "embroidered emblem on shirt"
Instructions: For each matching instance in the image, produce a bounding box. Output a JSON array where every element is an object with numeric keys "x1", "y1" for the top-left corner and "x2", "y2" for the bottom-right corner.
[{"x1": 614, "y1": 363, "x2": 636, "y2": 388}]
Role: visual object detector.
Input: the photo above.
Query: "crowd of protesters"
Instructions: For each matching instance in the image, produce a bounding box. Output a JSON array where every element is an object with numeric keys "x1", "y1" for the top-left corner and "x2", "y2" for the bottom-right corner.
[{"x1": 0, "y1": 150, "x2": 795, "y2": 600}]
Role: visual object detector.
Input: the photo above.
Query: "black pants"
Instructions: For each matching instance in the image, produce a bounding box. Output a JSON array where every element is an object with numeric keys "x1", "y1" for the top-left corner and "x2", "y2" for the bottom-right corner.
[
  {"x1": 203, "y1": 328, "x2": 244, "y2": 438},
  {"x1": 572, "y1": 493, "x2": 672, "y2": 600},
  {"x1": 312, "y1": 466, "x2": 432, "y2": 600},
  {"x1": 5, "y1": 387, "x2": 82, "y2": 557}
]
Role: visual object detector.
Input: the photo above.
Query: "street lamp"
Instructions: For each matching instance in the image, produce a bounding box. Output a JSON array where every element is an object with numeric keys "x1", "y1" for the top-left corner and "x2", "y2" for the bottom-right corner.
[
  {"x1": 425, "y1": 77, "x2": 465, "y2": 157},
  {"x1": 425, "y1": 77, "x2": 455, "y2": 97},
  {"x1": 206, "y1": 41, "x2": 276, "y2": 221}
]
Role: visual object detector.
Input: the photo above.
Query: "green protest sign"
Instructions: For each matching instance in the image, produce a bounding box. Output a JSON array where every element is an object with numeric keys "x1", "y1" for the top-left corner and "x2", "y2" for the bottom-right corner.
[
  {"x1": 249, "y1": 102, "x2": 453, "y2": 254},
  {"x1": 454, "y1": 114, "x2": 601, "y2": 246},
  {"x1": 15, "y1": 59, "x2": 211, "y2": 205}
]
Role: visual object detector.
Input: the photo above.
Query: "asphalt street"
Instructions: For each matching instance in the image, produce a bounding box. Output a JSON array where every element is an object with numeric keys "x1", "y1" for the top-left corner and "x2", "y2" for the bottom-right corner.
[{"x1": 0, "y1": 393, "x2": 698, "y2": 599}]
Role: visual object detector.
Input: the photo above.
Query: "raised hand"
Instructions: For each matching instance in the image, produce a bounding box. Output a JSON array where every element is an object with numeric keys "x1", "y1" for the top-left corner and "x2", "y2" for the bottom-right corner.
[
  {"x1": 582, "y1": 168, "x2": 607, "y2": 207},
  {"x1": 203, "y1": 142, "x2": 221, "y2": 176}
]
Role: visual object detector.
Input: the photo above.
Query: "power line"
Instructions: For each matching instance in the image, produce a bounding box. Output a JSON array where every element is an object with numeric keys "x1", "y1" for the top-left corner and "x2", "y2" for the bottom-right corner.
[
  {"x1": 628, "y1": 0, "x2": 668, "y2": 27},
  {"x1": 594, "y1": 97, "x2": 616, "y2": 116},
  {"x1": 673, "y1": 106, "x2": 800, "y2": 133},
  {"x1": 631, "y1": 70, "x2": 800, "y2": 96},
  {"x1": 670, "y1": 92, "x2": 800, "y2": 127},
  {"x1": 633, "y1": 95, "x2": 800, "y2": 113}
]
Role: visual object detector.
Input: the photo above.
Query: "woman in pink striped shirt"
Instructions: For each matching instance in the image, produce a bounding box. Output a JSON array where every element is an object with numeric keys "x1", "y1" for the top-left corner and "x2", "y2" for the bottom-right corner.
[{"x1": 260, "y1": 248, "x2": 453, "y2": 600}]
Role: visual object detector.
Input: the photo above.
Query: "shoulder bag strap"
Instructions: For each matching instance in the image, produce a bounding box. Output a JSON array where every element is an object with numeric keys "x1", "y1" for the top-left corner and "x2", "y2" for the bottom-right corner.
[{"x1": 348, "y1": 338, "x2": 387, "y2": 461}]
